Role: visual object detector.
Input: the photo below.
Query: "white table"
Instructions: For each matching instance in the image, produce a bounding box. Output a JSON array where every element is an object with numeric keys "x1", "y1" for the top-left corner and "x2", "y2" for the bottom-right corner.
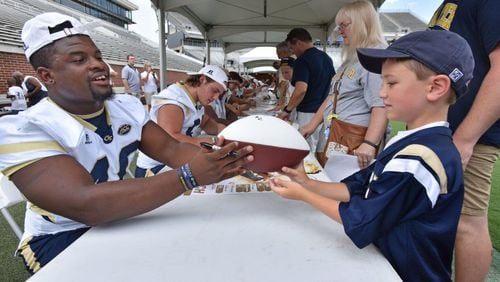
[{"x1": 29, "y1": 163, "x2": 400, "y2": 281}]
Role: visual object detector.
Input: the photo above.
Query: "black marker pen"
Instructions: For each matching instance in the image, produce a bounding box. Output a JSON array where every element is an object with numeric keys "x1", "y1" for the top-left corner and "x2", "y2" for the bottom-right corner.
[{"x1": 200, "y1": 142, "x2": 240, "y2": 157}]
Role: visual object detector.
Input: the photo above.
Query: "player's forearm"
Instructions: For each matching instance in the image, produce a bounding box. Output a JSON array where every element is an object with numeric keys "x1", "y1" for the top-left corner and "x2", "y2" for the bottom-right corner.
[
  {"x1": 169, "y1": 132, "x2": 207, "y2": 147},
  {"x1": 11, "y1": 155, "x2": 186, "y2": 227},
  {"x1": 77, "y1": 171, "x2": 186, "y2": 225}
]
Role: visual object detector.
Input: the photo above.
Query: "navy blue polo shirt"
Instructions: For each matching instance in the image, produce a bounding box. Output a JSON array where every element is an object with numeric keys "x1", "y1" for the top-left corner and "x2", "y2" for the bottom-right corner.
[{"x1": 291, "y1": 47, "x2": 335, "y2": 113}]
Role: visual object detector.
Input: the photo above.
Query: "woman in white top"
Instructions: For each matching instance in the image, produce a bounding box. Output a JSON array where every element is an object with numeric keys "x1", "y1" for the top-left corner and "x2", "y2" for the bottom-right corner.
[
  {"x1": 135, "y1": 65, "x2": 228, "y2": 177},
  {"x1": 141, "y1": 61, "x2": 160, "y2": 111},
  {"x1": 274, "y1": 57, "x2": 297, "y2": 122},
  {"x1": 300, "y1": 0, "x2": 388, "y2": 169}
]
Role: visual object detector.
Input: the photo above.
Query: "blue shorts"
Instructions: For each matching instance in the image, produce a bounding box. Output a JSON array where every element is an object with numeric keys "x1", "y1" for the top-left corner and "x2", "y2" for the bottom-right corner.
[{"x1": 18, "y1": 227, "x2": 90, "y2": 274}]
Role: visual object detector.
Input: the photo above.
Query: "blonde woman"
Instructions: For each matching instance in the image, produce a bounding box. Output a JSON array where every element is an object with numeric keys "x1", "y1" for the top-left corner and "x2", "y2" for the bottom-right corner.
[
  {"x1": 141, "y1": 61, "x2": 159, "y2": 111},
  {"x1": 300, "y1": 0, "x2": 388, "y2": 168}
]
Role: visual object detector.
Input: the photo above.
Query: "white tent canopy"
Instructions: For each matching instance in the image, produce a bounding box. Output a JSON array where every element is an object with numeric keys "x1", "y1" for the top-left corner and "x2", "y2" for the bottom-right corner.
[
  {"x1": 149, "y1": 0, "x2": 385, "y2": 87},
  {"x1": 248, "y1": 66, "x2": 277, "y2": 73},
  {"x1": 239, "y1": 47, "x2": 279, "y2": 69}
]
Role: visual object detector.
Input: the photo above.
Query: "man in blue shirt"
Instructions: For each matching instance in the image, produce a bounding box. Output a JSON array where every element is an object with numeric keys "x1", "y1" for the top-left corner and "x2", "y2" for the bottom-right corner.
[
  {"x1": 430, "y1": 1, "x2": 500, "y2": 280},
  {"x1": 278, "y1": 28, "x2": 335, "y2": 153},
  {"x1": 121, "y1": 54, "x2": 141, "y2": 98}
]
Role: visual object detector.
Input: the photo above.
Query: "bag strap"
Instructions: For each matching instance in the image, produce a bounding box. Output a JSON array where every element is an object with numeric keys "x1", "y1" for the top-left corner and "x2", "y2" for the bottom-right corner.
[{"x1": 331, "y1": 71, "x2": 345, "y2": 115}]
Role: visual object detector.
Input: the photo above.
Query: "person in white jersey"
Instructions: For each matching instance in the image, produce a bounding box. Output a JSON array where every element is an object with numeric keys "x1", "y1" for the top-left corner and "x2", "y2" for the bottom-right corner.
[
  {"x1": 0, "y1": 12, "x2": 253, "y2": 274},
  {"x1": 135, "y1": 65, "x2": 228, "y2": 177}
]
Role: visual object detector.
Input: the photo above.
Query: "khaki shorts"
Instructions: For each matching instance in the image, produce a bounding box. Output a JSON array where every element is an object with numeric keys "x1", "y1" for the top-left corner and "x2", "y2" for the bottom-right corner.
[{"x1": 461, "y1": 144, "x2": 500, "y2": 216}]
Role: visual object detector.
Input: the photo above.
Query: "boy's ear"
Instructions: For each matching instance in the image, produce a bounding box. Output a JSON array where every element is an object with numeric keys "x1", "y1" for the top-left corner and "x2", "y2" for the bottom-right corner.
[{"x1": 427, "y1": 74, "x2": 451, "y2": 102}]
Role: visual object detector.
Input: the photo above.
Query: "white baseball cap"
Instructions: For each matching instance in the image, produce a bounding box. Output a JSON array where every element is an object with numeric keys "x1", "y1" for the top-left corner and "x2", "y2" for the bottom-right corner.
[
  {"x1": 190, "y1": 65, "x2": 228, "y2": 90},
  {"x1": 22, "y1": 12, "x2": 90, "y2": 61}
]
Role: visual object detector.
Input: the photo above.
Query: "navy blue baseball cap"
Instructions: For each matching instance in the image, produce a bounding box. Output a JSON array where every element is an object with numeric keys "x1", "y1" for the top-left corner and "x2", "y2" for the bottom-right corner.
[{"x1": 357, "y1": 30, "x2": 474, "y2": 97}]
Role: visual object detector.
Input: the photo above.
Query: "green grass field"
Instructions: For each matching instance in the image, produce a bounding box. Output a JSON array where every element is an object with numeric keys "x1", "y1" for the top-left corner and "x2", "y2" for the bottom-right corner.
[{"x1": 1, "y1": 121, "x2": 499, "y2": 280}]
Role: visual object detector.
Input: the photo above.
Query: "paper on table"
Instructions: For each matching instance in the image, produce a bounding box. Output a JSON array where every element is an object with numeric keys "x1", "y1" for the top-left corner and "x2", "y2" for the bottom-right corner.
[
  {"x1": 183, "y1": 175, "x2": 272, "y2": 196},
  {"x1": 323, "y1": 151, "x2": 361, "y2": 182}
]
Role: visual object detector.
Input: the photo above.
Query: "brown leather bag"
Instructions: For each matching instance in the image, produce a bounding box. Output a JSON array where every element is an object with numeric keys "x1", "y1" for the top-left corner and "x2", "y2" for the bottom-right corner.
[
  {"x1": 318, "y1": 118, "x2": 367, "y2": 166},
  {"x1": 318, "y1": 72, "x2": 368, "y2": 166}
]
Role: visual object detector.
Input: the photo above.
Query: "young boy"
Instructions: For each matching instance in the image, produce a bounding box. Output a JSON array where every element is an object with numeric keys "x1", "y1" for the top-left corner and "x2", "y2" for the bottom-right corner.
[
  {"x1": 6, "y1": 77, "x2": 27, "y2": 113},
  {"x1": 270, "y1": 30, "x2": 474, "y2": 281}
]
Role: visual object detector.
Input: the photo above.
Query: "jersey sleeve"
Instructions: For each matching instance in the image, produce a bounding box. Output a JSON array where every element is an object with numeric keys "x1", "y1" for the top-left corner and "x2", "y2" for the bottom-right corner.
[
  {"x1": 0, "y1": 115, "x2": 66, "y2": 176},
  {"x1": 341, "y1": 166, "x2": 374, "y2": 196}
]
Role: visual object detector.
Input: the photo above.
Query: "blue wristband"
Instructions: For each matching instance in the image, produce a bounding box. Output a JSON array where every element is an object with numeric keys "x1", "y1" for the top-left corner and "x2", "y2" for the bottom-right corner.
[{"x1": 179, "y1": 164, "x2": 198, "y2": 190}]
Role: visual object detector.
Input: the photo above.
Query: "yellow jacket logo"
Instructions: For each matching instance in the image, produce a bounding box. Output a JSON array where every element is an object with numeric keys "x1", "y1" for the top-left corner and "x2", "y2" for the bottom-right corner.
[{"x1": 118, "y1": 124, "x2": 131, "y2": 135}]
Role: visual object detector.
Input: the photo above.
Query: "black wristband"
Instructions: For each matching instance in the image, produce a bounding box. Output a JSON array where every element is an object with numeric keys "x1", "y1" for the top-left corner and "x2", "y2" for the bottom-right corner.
[
  {"x1": 362, "y1": 139, "x2": 379, "y2": 149},
  {"x1": 283, "y1": 106, "x2": 292, "y2": 114}
]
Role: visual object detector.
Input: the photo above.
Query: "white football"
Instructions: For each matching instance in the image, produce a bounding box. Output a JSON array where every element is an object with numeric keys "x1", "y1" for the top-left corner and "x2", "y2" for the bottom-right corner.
[{"x1": 218, "y1": 115, "x2": 310, "y2": 172}]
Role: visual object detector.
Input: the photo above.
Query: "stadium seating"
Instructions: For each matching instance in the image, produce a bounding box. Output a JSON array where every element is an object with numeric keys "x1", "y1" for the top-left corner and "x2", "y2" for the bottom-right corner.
[{"x1": 0, "y1": 0, "x2": 202, "y2": 71}]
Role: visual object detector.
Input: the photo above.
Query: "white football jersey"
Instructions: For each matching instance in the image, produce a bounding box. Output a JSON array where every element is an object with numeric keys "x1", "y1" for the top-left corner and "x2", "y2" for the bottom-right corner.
[
  {"x1": 136, "y1": 82, "x2": 204, "y2": 169},
  {"x1": 0, "y1": 94, "x2": 148, "y2": 242}
]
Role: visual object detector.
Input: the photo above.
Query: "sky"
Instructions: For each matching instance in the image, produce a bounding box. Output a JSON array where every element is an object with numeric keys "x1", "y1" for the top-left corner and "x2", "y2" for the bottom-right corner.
[
  {"x1": 379, "y1": 0, "x2": 442, "y2": 22},
  {"x1": 128, "y1": 0, "x2": 159, "y2": 43},
  {"x1": 129, "y1": 0, "x2": 444, "y2": 45}
]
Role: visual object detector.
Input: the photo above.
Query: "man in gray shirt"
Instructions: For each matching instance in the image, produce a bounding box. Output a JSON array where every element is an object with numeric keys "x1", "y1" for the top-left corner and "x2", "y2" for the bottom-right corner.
[{"x1": 121, "y1": 54, "x2": 141, "y2": 98}]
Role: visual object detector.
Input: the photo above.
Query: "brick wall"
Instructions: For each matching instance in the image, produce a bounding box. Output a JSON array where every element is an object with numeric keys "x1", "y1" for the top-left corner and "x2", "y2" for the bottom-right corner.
[{"x1": 0, "y1": 51, "x2": 188, "y2": 94}]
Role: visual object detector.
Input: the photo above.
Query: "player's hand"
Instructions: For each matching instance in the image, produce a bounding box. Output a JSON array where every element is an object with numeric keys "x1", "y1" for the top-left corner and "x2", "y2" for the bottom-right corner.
[{"x1": 188, "y1": 136, "x2": 254, "y2": 185}]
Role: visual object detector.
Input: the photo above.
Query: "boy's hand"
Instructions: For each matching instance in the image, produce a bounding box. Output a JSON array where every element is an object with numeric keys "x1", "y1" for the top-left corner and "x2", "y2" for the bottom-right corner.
[
  {"x1": 280, "y1": 163, "x2": 310, "y2": 187},
  {"x1": 269, "y1": 177, "x2": 307, "y2": 201}
]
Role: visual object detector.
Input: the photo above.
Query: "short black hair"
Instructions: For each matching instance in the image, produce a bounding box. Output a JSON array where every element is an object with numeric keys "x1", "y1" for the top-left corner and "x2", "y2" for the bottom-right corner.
[
  {"x1": 29, "y1": 34, "x2": 91, "y2": 69},
  {"x1": 228, "y1": 71, "x2": 243, "y2": 83},
  {"x1": 30, "y1": 42, "x2": 57, "y2": 69},
  {"x1": 6, "y1": 77, "x2": 16, "y2": 87},
  {"x1": 286, "y1": 28, "x2": 312, "y2": 44},
  {"x1": 127, "y1": 54, "x2": 135, "y2": 60}
]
